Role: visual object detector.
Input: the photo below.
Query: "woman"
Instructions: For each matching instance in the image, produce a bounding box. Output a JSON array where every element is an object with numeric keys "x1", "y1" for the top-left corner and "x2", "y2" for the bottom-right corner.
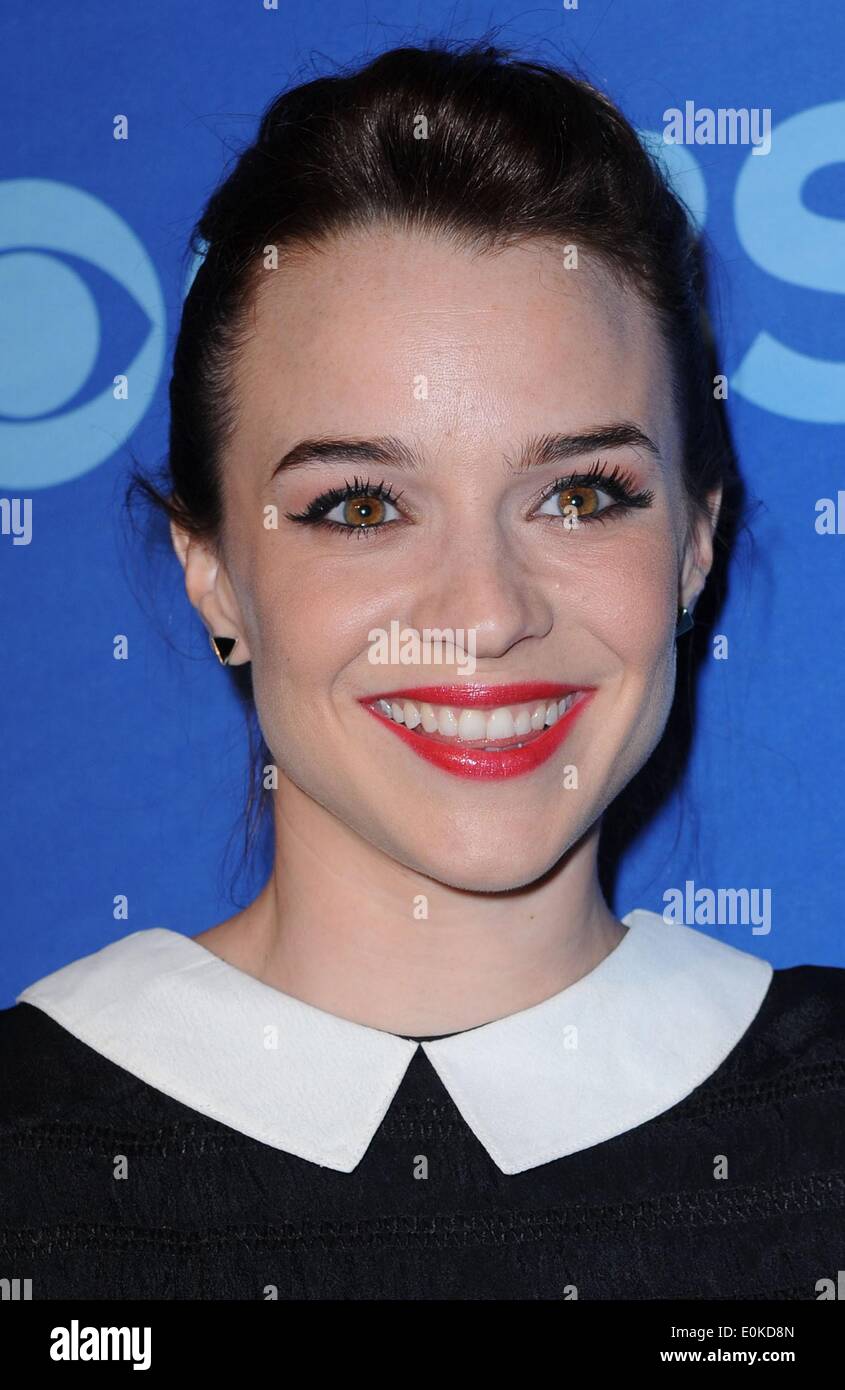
[{"x1": 2, "y1": 44, "x2": 843, "y2": 1301}]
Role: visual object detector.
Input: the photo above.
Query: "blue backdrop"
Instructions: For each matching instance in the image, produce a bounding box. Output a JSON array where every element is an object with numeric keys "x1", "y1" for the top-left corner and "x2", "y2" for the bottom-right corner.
[{"x1": 2, "y1": 0, "x2": 843, "y2": 1002}]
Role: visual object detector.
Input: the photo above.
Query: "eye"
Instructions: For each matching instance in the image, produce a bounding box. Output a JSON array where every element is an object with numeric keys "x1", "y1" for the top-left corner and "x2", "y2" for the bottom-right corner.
[
  {"x1": 284, "y1": 476, "x2": 405, "y2": 536},
  {"x1": 537, "y1": 481, "x2": 613, "y2": 521},
  {"x1": 323, "y1": 490, "x2": 401, "y2": 529},
  {"x1": 534, "y1": 463, "x2": 656, "y2": 527}
]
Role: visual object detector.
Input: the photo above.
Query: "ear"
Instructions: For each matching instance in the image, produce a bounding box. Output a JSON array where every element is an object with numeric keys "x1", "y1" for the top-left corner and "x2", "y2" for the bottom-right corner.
[
  {"x1": 679, "y1": 484, "x2": 722, "y2": 614},
  {"x1": 169, "y1": 518, "x2": 252, "y2": 665}
]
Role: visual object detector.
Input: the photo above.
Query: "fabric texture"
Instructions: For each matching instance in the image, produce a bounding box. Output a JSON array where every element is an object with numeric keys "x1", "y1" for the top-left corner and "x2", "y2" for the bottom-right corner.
[
  {"x1": 13, "y1": 910, "x2": 773, "y2": 1174},
  {"x1": 0, "y1": 955, "x2": 844, "y2": 1298}
]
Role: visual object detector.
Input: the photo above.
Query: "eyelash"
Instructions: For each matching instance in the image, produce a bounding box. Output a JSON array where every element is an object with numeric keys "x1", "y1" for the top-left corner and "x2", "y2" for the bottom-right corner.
[
  {"x1": 284, "y1": 462, "x2": 655, "y2": 538},
  {"x1": 536, "y1": 461, "x2": 656, "y2": 526},
  {"x1": 285, "y1": 476, "x2": 407, "y2": 537}
]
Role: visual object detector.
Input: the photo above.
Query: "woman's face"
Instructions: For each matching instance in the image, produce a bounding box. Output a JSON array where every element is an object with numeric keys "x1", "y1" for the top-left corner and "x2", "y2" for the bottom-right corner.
[{"x1": 180, "y1": 228, "x2": 716, "y2": 891}]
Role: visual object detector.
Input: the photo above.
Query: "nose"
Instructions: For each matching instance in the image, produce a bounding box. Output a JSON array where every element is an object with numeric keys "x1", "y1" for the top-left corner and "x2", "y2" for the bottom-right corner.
[{"x1": 408, "y1": 527, "x2": 554, "y2": 662}]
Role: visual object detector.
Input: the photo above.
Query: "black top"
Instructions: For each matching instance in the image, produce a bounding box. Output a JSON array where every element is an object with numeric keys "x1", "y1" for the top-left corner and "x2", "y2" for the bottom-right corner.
[{"x1": 1, "y1": 960, "x2": 844, "y2": 1300}]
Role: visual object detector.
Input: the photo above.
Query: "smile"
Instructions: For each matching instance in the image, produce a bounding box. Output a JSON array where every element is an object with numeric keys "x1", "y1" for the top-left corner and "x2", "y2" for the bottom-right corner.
[{"x1": 359, "y1": 682, "x2": 596, "y2": 780}]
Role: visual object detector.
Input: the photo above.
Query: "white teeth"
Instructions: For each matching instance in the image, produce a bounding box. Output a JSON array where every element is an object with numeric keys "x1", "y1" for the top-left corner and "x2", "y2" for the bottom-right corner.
[
  {"x1": 514, "y1": 707, "x2": 533, "y2": 736},
  {"x1": 436, "y1": 706, "x2": 459, "y2": 737},
  {"x1": 372, "y1": 692, "x2": 583, "y2": 743},
  {"x1": 458, "y1": 708, "x2": 488, "y2": 740},
  {"x1": 403, "y1": 700, "x2": 421, "y2": 729},
  {"x1": 420, "y1": 702, "x2": 439, "y2": 733},
  {"x1": 486, "y1": 707, "x2": 516, "y2": 740}
]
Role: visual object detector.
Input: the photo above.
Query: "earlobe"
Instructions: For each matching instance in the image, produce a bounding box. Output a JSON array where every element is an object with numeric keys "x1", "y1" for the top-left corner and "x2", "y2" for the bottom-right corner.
[
  {"x1": 209, "y1": 633, "x2": 240, "y2": 666},
  {"x1": 679, "y1": 491, "x2": 719, "y2": 615},
  {"x1": 169, "y1": 518, "x2": 250, "y2": 666},
  {"x1": 675, "y1": 605, "x2": 694, "y2": 638}
]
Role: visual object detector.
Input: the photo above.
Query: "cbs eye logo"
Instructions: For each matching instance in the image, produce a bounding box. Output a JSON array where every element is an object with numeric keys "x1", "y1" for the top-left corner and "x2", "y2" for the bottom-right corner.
[
  {"x1": 642, "y1": 101, "x2": 845, "y2": 426},
  {"x1": 0, "y1": 178, "x2": 165, "y2": 490}
]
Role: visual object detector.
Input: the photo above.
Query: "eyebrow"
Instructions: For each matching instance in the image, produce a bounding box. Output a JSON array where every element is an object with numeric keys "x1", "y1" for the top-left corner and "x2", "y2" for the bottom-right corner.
[{"x1": 270, "y1": 423, "x2": 661, "y2": 478}]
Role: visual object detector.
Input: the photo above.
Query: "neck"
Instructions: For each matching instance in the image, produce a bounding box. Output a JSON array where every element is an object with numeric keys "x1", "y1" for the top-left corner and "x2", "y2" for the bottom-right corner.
[{"x1": 194, "y1": 779, "x2": 626, "y2": 1035}]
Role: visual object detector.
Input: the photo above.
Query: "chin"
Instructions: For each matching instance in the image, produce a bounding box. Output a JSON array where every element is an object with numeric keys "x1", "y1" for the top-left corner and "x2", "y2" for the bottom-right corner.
[{"x1": 384, "y1": 821, "x2": 586, "y2": 894}]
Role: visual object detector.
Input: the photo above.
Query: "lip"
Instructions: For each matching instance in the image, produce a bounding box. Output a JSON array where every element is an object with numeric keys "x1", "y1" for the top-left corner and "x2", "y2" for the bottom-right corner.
[{"x1": 358, "y1": 683, "x2": 597, "y2": 780}]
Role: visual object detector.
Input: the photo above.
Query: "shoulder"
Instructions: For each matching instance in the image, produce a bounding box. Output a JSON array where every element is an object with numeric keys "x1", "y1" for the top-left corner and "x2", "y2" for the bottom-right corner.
[
  {"x1": 0, "y1": 1001, "x2": 143, "y2": 1127},
  {"x1": 628, "y1": 913, "x2": 845, "y2": 1074},
  {"x1": 716, "y1": 959, "x2": 845, "y2": 1091},
  {"x1": 762, "y1": 960, "x2": 845, "y2": 1047},
  {"x1": 1, "y1": 928, "x2": 198, "y2": 1128},
  {"x1": 763, "y1": 960, "x2": 845, "y2": 1037}
]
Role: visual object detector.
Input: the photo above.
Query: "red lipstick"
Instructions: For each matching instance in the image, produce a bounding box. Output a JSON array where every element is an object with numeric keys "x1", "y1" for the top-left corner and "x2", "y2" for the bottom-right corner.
[{"x1": 358, "y1": 682, "x2": 596, "y2": 780}]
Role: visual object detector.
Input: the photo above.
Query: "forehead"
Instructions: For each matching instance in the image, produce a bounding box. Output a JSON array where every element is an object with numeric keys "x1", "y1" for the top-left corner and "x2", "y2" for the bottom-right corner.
[{"x1": 231, "y1": 228, "x2": 674, "y2": 460}]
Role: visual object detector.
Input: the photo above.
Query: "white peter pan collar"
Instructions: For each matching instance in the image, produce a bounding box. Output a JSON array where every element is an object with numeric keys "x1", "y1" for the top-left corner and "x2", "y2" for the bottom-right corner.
[{"x1": 17, "y1": 910, "x2": 773, "y2": 1176}]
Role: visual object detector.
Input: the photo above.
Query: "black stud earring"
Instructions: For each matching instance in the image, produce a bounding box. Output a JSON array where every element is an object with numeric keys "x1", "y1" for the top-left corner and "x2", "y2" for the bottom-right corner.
[
  {"x1": 676, "y1": 606, "x2": 694, "y2": 637},
  {"x1": 209, "y1": 634, "x2": 239, "y2": 666}
]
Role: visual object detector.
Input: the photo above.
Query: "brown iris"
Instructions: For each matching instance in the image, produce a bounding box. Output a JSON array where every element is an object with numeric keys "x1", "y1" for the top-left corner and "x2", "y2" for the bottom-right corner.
[
  {"x1": 343, "y1": 495, "x2": 386, "y2": 527},
  {"x1": 558, "y1": 486, "x2": 600, "y2": 517}
]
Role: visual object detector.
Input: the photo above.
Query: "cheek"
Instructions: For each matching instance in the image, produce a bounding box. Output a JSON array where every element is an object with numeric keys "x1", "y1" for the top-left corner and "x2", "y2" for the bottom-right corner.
[
  {"x1": 554, "y1": 518, "x2": 679, "y2": 666},
  {"x1": 236, "y1": 557, "x2": 369, "y2": 778},
  {"x1": 561, "y1": 521, "x2": 681, "y2": 784},
  {"x1": 246, "y1": 556, "x2": 375, "y2": 689},
  {"x1": 606, "y1": 532, "x2": 680, "y2": 731}
]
